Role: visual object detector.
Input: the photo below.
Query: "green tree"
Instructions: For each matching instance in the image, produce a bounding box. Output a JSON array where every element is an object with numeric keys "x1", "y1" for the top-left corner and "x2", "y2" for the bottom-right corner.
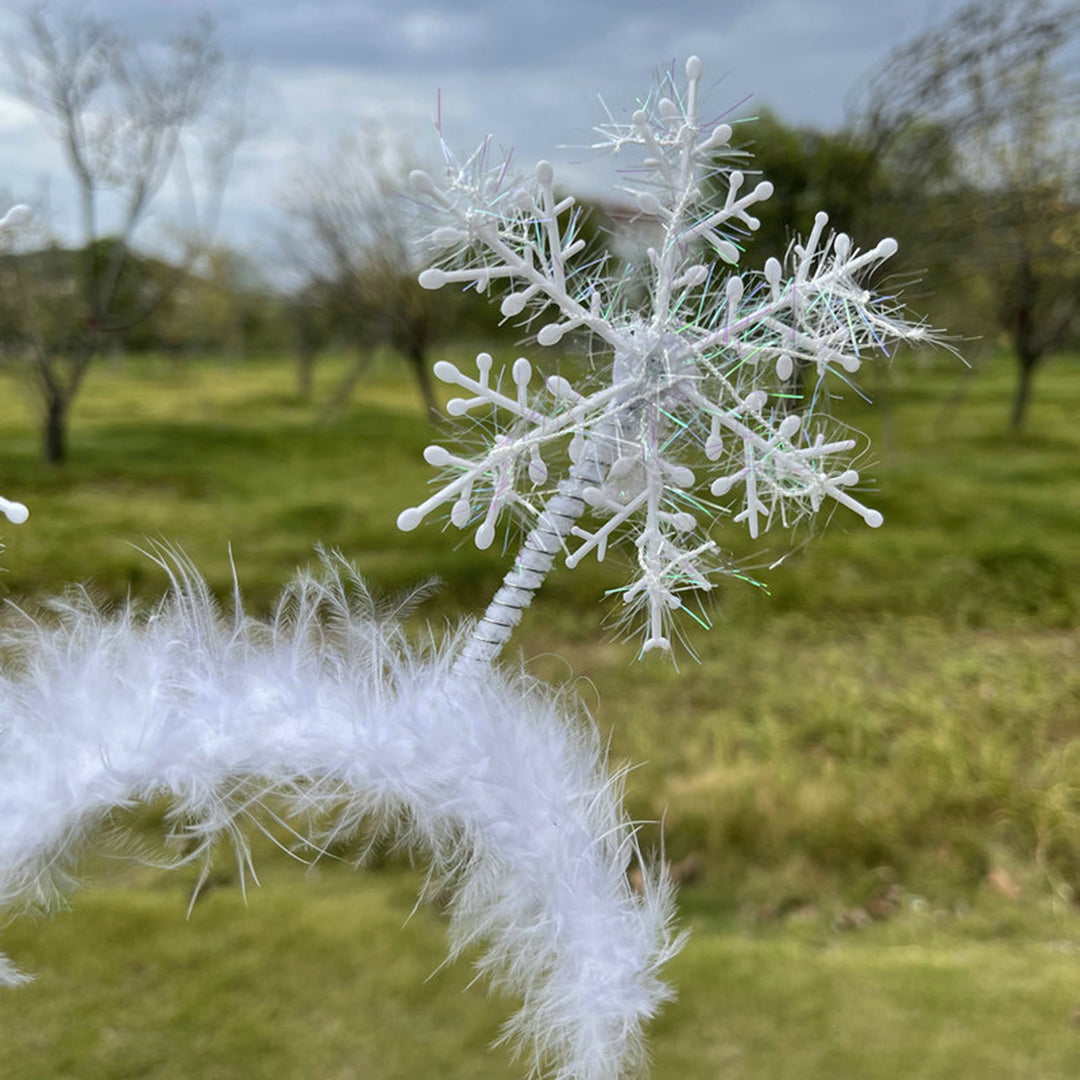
[
  {"x1": 855, "y1": 0, "x2": 1080, "y2": 429},
  {"x1": 284, "y1": 132, "x2": 446, "y2": 419},
  {"x1": 730, "y1": 109, "x2": 884, "y2": 256},
  {"x1": 4, "y1": 7, "x2": 242, "y2": 461}
]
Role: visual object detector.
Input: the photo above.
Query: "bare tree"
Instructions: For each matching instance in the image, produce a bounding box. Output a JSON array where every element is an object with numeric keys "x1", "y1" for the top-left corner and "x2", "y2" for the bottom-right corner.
[
  {"x1": 284, "y1": 131, "x2": 444, "y2": 419},
  {"x1": 3, "y1": 7, "x2": 243, "y2": 461},
  {"x1": 856, "y1": 0, "x2": 1080, "y2": 429}
]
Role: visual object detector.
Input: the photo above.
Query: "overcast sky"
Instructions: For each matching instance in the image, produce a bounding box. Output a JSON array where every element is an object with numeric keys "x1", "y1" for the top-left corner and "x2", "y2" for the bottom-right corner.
[{"x1": 0, "y1": 0, "x2": 1018, "y2": 270}]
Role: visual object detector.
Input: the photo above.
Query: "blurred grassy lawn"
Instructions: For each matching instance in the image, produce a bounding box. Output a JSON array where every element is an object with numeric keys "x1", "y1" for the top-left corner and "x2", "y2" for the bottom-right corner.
[{"x1": 0, "y1": 345, "x2": 1078, "y2": 1077}]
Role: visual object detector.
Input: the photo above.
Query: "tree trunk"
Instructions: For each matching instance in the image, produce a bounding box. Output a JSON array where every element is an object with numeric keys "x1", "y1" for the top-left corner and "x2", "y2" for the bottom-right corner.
[
  {"x1": 406, "y1": 345, "x2": 439, "y2": 421},
  {"x1": 1008, "y1": 255, "x2": 1041, "y2": 432},
  {"x1": 319, "y1": 345, "x2": 373, "y2": 424},
  {"x1": 43, "y1": 391, "x2": 68, "y2": 465},
  {"x1": 1010, "y1": 352, "x2": 1038, "y2": 432},
  {"x1": 296, "y1": 341, "x2": 316, "y2": 401}
]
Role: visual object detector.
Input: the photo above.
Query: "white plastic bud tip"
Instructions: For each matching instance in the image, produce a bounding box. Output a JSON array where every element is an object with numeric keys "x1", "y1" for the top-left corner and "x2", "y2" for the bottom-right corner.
[
  {"x1": 713, "y1": 124, "x2": 732, "y2": 145},
  {"x1": 547, "y1": 375, "x2": 575, "y2": 399},
  {"x1": 877, "y1": 237, "x2": 899, "y2": 258},
  {"x1": 431, "y1": 227, "x2": 462, "y2": 247},
  {"x1": 475, "y1": 522, "x2": 495, "y2": 549},
  {"x1": 632, "y1": 109, "x2": 648, "y2": 127},
  {"x1": 642, "y1": 636, "x2": 671, "y2": 654},
  {"x1": 537, "y1": 323, "x2": 564, "y2": 347},
  {"x1": 423, "y1": 445, "x2": 451, "y2": 466},
  {"x1": 667, "y1": 465, "x2": 695, "y2": 488},
  {"x1": 715, "y1": 240, "x2": 739, "y2": 264},
  {"x1": 512, "y1": 357, "x2": 532, "y2": 387},
  {"x1": 711, "y1": 475, "x2": 735, "y2": 496},
  {"x1": 409, "y1": 170, "x2": 438, "y2": 196},
  {"x1": 686, "y1": 56, "x2": 703, "y2": 79},
  {"x1": 476, "y1": 352, "x2": 493, "y2": 373},
  {"x1": 764, "y1": 257, "x2": 782, "y2": 286},
  {"x1": 636, "y1": 192, "x2": 662, "y2": 215},
  {"x1": 528, "y1": 459, "x2": 547, "y2": 485},
  {"x1": 744, "y1": 390, "x2": 767, "y2": 413},
  {"x1": 755, "y1": 181, "x2": 774, "y2": 200},
  {"x1": 778, "y1": 414, "x2": 801, "y2": 438},
  {"x1": 672, "y1": 512, "x2": 696, "y2": 532},
  {"x1": 535, "y1": 160, "x2": 554, "y2": 186},
  {"x1": 815, "y1": 211, "x2": 829, "y2": 226},
  {"x1": 0, "y1": 499, "x2": 29, "y2": 524},
  {"x1": 451, "y1": 498, "x2": 471, "y2": 528},
  {"x1": 726, "y1": 276, "x2": 744, "y2": 303},
  {"x1": 500, "y1": 294, "x2": 527, "y2": 317},
  {"x1": 445, "y1": 399, "x2": 468, "y2": 417},
  {"x1": 834, "y1": 234, "x2": 851, "y2": 260},
  {"x1": 433, "y1": 360, "x2": 459, "y2": 382},
  {"x1": 397, "y1": 508, "x2": 423, "y2": 532},
  {"x1": 418, "y1": 268, "x2": 447, "y2": 290},
  {"x1": 865, "y1": 510, "x2": 884, "y2": 528},
  {"x1": 0, "y1": 205, "x2": 32, "y2": 230},
  {"x1": 659, "y1": 98, "x2": 679, "y2": 120},
  {"x1": 838, "y1": 470, "x2": 859, "y2": 486}
]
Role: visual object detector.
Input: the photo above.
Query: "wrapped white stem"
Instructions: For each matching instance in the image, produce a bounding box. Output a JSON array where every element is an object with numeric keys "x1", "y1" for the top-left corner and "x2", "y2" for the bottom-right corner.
[{"x1": 454, "y1": 432, "x2": 616, "y2": 673}]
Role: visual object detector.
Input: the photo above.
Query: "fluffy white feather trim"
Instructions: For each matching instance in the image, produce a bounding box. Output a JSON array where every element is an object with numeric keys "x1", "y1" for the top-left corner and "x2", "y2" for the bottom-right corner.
[{"x1": 0, "y1": 550, "x2": 680, "y2": 1079}]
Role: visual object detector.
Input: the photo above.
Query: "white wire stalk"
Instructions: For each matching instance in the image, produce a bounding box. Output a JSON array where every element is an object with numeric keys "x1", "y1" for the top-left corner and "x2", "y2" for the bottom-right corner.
[
  {"x1": 0, "y1": 204, "x2": 32, "y2": 526},
  {"x1": 399, "y1": 57, "x2": 930, "y2": 664},
  {"x1": 0, "y1": 550, "x2": 680, "y2": 1080}
]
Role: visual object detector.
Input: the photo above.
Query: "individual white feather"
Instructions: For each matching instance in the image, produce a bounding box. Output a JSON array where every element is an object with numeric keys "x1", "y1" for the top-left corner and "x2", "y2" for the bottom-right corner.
[{"x1": 0, "y1": 549, "x2": 680, "y2": 1080}]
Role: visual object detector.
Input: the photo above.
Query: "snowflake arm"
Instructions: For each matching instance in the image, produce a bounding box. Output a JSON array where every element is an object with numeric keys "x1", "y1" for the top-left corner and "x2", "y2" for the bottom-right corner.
[
  {"x1": 690, "y1": 393, "x2": 879, "y2": 538},
  {"x1": 411, "y1": 159, "x2": 629, "y2": 355},
  {"x1": 397, "y1": 354, "x2": 590, "y2": 548}
]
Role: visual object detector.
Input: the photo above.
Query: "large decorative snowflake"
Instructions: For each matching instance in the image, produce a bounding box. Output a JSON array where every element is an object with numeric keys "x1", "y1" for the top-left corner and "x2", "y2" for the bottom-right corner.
[{"x1": 399, "y1": 57, "x2": 928, "y2": 662}]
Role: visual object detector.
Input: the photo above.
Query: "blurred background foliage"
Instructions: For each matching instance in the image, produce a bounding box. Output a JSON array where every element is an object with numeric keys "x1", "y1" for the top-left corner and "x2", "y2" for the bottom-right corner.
[
  {"x1": 0, "y1": 1, "x2": 1076, "y2": 460},
  {"x1": 0, "y1": 1, "x2": 1079, "y2": 1077}
]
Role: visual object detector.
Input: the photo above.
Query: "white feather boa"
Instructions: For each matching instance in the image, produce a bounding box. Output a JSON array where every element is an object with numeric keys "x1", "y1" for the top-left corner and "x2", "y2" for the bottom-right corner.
[{"x1": 0, "y1": 551, "x2": 680, "y2": 1079}]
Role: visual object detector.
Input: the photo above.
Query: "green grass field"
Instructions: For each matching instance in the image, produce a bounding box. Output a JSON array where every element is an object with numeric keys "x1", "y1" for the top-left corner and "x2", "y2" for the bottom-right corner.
[{"x1": 0, "y1": 345, "x2": 1078, "y2": 1077}]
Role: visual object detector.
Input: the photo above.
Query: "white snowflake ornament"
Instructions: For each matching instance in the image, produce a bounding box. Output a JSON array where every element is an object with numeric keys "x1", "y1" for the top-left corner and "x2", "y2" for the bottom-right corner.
[{"x1": 401, "y1": 57, "x2": 928, "y2": 663}]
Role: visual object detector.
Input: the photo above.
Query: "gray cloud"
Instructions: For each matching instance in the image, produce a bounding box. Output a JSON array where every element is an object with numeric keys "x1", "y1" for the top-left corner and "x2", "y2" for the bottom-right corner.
[{"x1": 0, "y1": 0, "x2": 1007, "y2": 259}]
